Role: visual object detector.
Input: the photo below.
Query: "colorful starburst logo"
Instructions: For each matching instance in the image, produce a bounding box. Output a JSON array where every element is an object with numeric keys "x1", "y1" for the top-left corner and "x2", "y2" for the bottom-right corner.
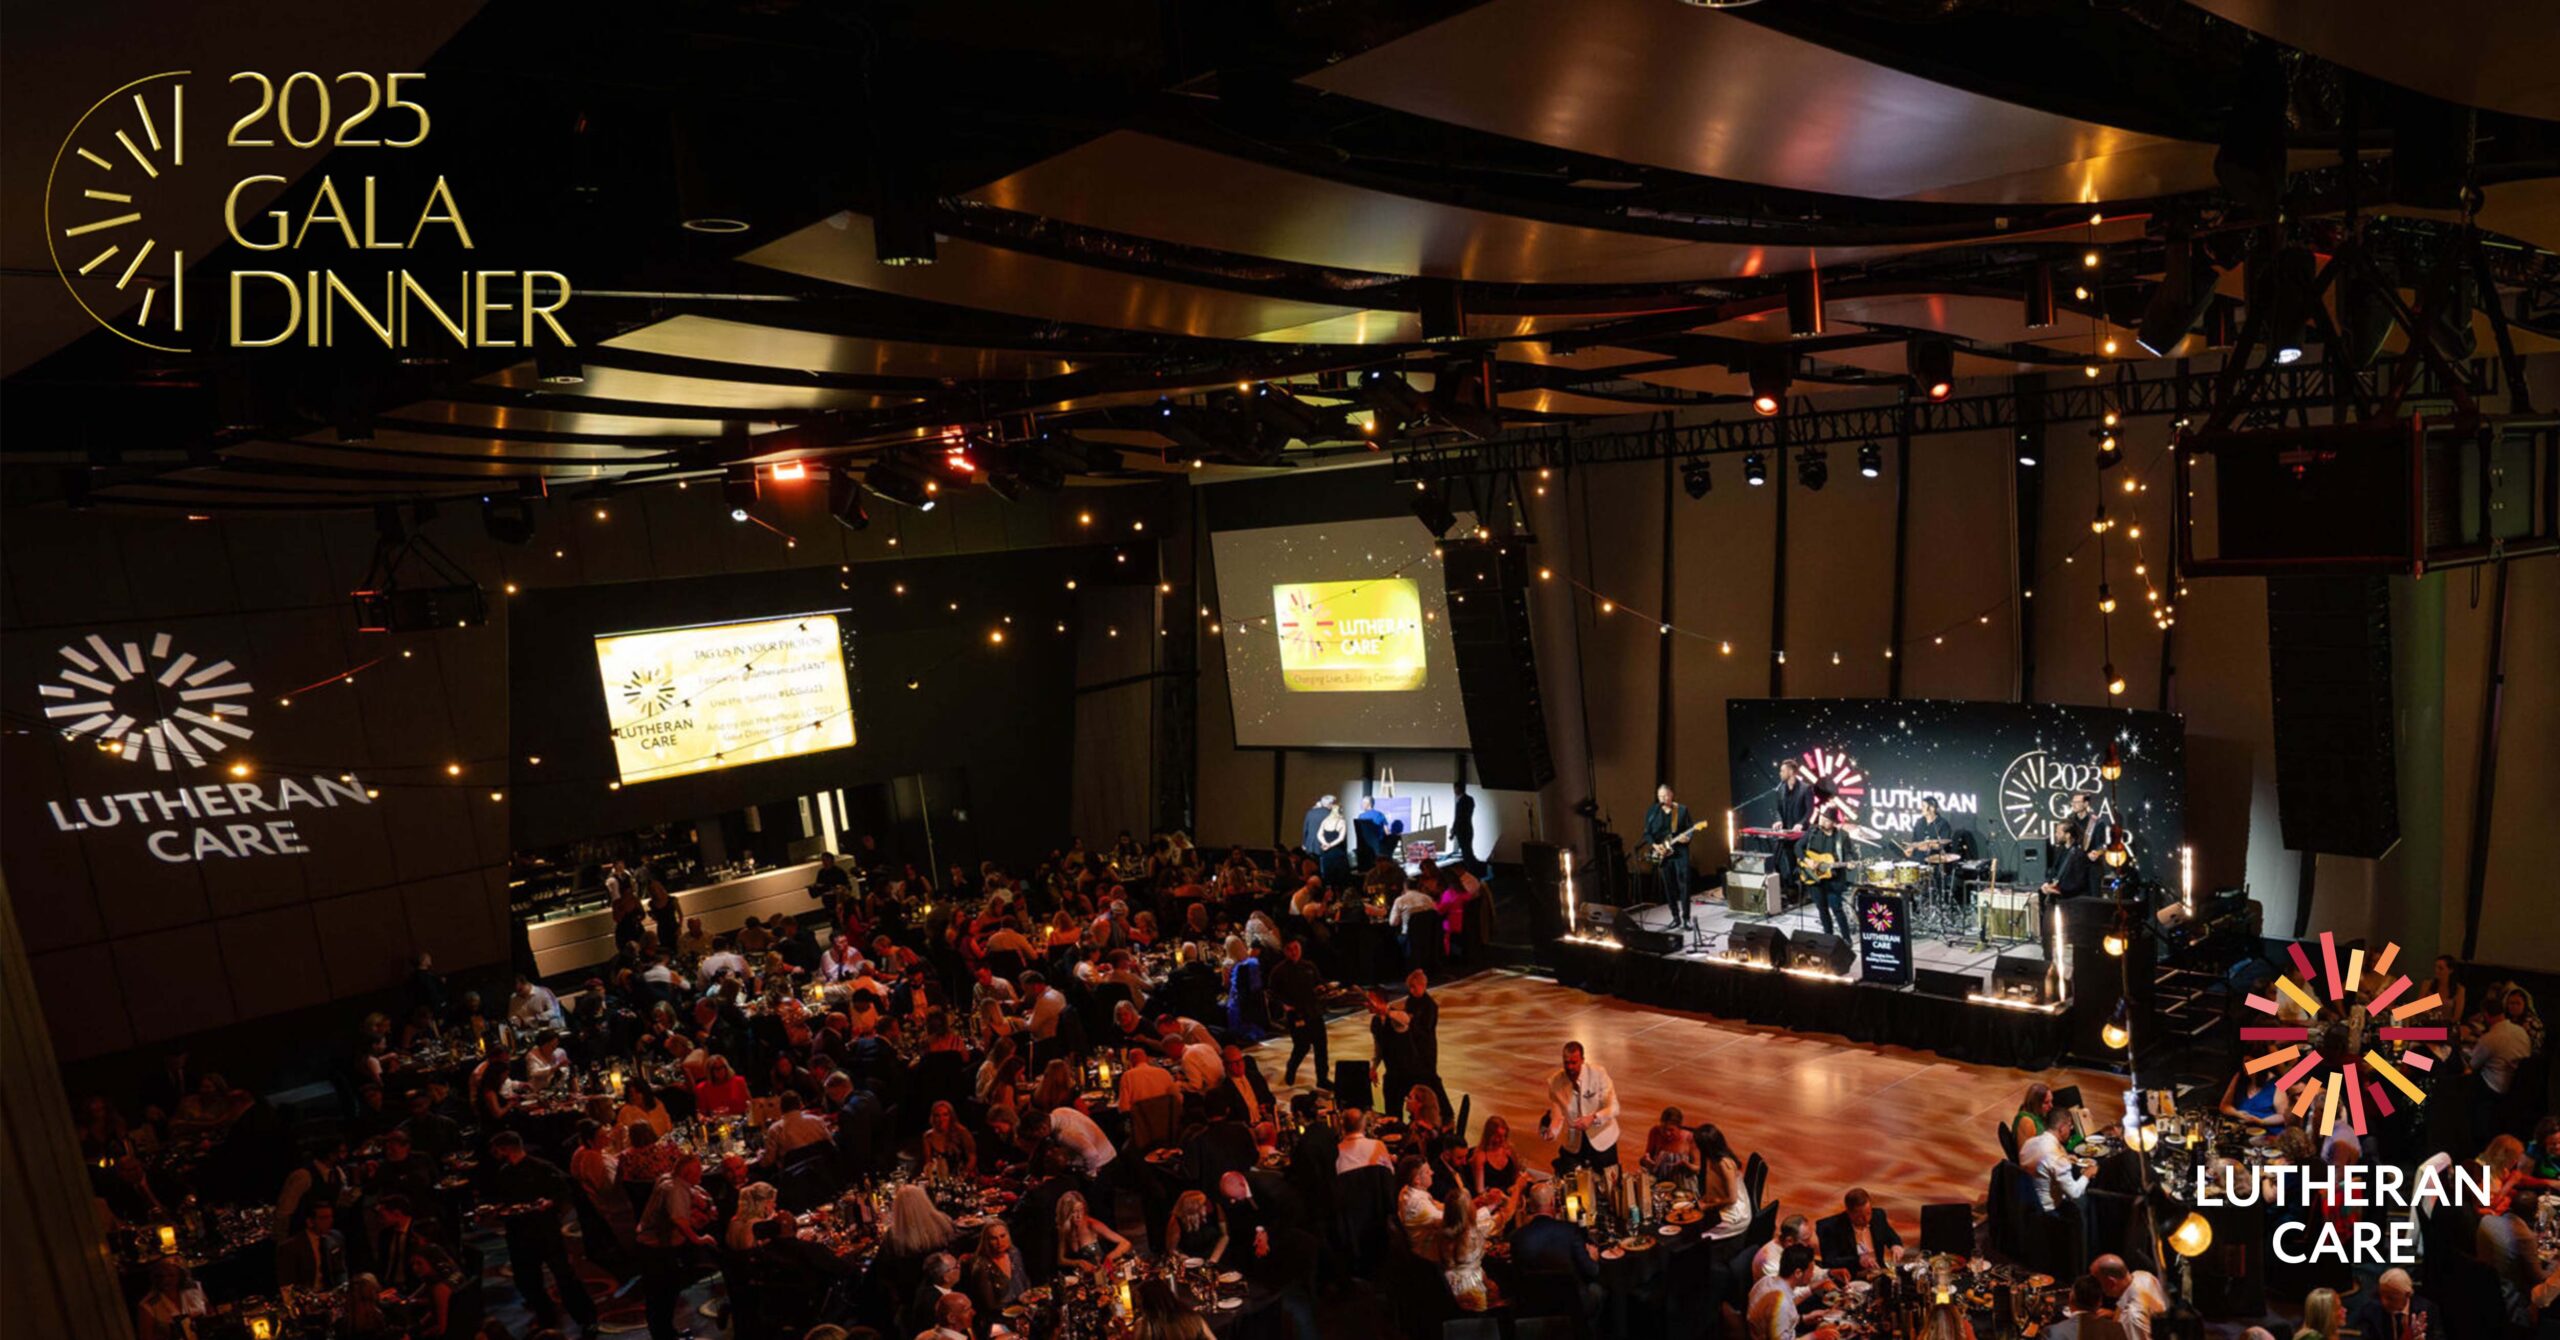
[
  {"x1": 1798, "y1": 746, "x2": 1866, "y2": 825},
  {"x1": 2240, "y1": 932, "x2": 2447, "y2": 1138}
]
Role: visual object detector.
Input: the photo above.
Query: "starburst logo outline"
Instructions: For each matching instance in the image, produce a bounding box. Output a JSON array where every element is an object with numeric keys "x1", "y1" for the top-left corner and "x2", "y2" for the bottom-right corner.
[
  {"x1": 2240, "y1": 932, "x2": 2447, "y2": 1138},
  {"x1": 39, "y1": 631, "x2": 253, "y2": 770}
]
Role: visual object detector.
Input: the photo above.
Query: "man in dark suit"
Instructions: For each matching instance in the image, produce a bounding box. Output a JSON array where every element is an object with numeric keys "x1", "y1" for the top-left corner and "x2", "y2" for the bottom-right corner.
[
  {"x1": 2347, "y1": 1268, "x2": 2440, "y2": 1340},
  {"x1": 2042, "y1": 819, "x2": 2094, "y2": 899},
  {"x1": 1218, "y1": 1170, "x2": 1322, "y2": 1340},
  {"x1": 276, "y1": 1201, "x2": 349, "y2": 1290},
  {"x1": 1507, "y1": 1181, "x2": 1600, "y2": 1324},
  {"x1": 1801, "y1": 808, "x2": 1859, "y2": 940},
  {"x1": 399, "y1": 1088, "x2": 463, "y2": 1159},
  {"x1": 1815, "y1": 1187, "x2": 1905, "y2": 1272},
  {"x1": 1774, "y1": 758, "x2": 1817, "y2": 902},
  {"x1": 824, "y1": 1074, "x2": 886, "y2": 1179},
  {"x1": 1204, "y1": 1043, "x2": 1276, "y2": 1126},
  {"x1": 483, "y1": 1131, "x2": 598, "y2": 1333}
]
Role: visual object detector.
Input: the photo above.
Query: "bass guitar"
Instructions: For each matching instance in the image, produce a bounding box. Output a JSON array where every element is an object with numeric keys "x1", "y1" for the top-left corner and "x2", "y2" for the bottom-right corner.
[{"x1": 1643, "y1": 820, "x2": 1713, "y2": 862}]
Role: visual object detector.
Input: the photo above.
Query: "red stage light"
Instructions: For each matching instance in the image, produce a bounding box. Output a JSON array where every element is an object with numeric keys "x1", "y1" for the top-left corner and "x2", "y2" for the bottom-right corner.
[{"x1": 1926, "y1": 381, "x2": 1951, "y2": 401}]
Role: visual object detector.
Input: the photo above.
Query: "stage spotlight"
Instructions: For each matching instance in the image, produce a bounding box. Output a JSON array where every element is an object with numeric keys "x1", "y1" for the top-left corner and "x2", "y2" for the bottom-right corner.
[
  {"x1": 1358, "y1": 370, "x2": 1431, "y2": 432},
  {"x1": 1248, "y1": 382, "x2": 1327, "y2": 445},
  {"x1": 1795, "y1": 447, "x2": 1828, "y2": 492},
  {"x1": 2016, "y1": 433, "x2": 2042, "y2": 468},
  {"x1": 2135, "y1": 242, "x2": 2219, "y2": 357},
  {"x1": 828, "y1": 470, "x2": 870, "y2": 532},
  {"x1": 2022, "y1": 261, "x2": 2056, "y2": 329},
  {"x1": 1681, "y1": 456, "x2": 1712, "y2": 499},
  {"x1": 1911, "y1": 339, "x2": 1955, "y2": 401},
  {"x1": 1857, "y1": 442, "x2": 1882, "y2": 478},
  {"x1": 1785, "y1": 267, "x2": 1824, "y2": 337},
  {"x1": 864, "y1": 457, "x2": 938, "y2": 511},
  {"x1": 723, "y1": 464, "x2": 758, "y2": 522},
  {"x1": 1747, "y1": 350, "x2": 1790, "y2": 415},
  {"x1": 1743, "y1": 452, "x2": 1768, "y2": 487},
  {"x1": 535, "y1": 347, "x2": 586, "y2": 386},
  {"x1": 1411, "y1": 484, "x2": 1458, "y2": 538}
]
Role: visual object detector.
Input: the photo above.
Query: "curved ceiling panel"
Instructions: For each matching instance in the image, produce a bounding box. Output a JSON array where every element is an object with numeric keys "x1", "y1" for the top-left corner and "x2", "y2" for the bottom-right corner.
[
  {"x1": 973, "y1": 132, "x2": 1927, "y2": 284},
  {"x1": 2187, "y1": 0, "x2": 2560, "y2": 122},
  {"x1": 1301, "y1": 0, "x2": 2224, "y2": 205},
  {"x1": 745, "y1": 212, "x2": 1398, "y2": 343},
  {"x1": 604, "y1": 315, "x2": 1087, "y2": 380},
  {"x1": 483, "y1": 363, "x2": 905, "y2": 413},
  {"x1": 388, "y1": 400, "x2": 731, "y2": 439}
]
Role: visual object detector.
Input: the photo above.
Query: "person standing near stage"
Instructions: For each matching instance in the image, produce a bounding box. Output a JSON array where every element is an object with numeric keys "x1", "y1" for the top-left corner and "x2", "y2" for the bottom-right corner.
[
  {"x1": 1800, "y1": 808, "x2": 1857, "y2": 940},
  {"x1": 1542, "y1": 1041, "x2": 1621, "y2": 1174},
  {"x1": 1315, "y1": 799, "x2": 1353, "y2": 890},
  {"x1": 1448, "y1": 781, "x2": 1478, "y2": 871},
  {"x1": 1640, "y1": 784, "x2": 1699, "y2": 930},
  {"x1": 1775, "y1": 759, "x2": 1817, "y2": 905}
]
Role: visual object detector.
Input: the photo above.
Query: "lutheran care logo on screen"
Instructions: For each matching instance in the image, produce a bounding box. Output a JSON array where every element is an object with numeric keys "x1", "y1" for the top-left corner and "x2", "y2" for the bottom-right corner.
[
  {"x1": 2190, "y1": 933, "x2": 2482, "y2": 1267},
  {"x1": 1273, "y1": 579, "x2": 1427, "y2": 693},
  {"x1": 44, "y1": 69, "x2": 572, "y2": 354},
  {"x1": 36, "y1": 632, "x2": 376, "y2": 862}
]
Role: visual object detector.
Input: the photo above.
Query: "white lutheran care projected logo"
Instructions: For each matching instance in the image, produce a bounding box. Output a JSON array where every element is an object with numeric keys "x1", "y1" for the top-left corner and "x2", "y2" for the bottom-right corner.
[
  {"x1": 39, "y1": 631, "x2": 253, "y2": 769},
  {"x1": 36, "y1": 631, "x2": 377, "y2": 862}
]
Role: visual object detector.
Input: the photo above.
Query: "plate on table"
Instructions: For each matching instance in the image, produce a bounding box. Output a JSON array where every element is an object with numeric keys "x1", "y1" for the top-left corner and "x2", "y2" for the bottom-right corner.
[
  {"x1": 1217, "y1": 1297, "x2": 1243, "y2": 1310},
  {"x1": 1601, "y1": 1246, "x2": 1626, "y2": 1261},
  {"x1": 1623, "y1": 1236, "x2": 1656, "y2": 1253},
  {"x1": 1182, "y1": 1256, "x2": 1206, "y2": 1269},
  {"x1": 956, "y1": 1214, "x2": 987, "y2": 1229},
  {"x1": 1656, "y1": 1225, "x2": 1681, "y2": 1237},
  {"x1": 1021, "y1": 1288, "x2": 1051, "y2": 1305},
  {"x1": 1847, "y1": 1281, "x2": 1872, "y2": 1294},
  {"x1": 2025, "y1": 1273, "x2": 2055, "y2": 1290},
  {"x1": 1218, "y1": 1271, "x2": 1242, "y2": 1284},
  {"x1": 1666, "y1": 1206, "x2": 1704, "y2": 1226}
]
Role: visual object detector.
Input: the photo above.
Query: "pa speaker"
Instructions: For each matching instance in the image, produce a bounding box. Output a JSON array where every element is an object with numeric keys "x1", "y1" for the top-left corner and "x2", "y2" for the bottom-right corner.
[
  {"x1": 1442, "y1": 538, "x2": 1554, "y2": 792},
  {"x1": 1617, "y1": 908, "x2": 1682, "y2": 955},
  {"x1": 1914, "y1": 968, "x2": 1981, "y2": 1001},
  {"x1": 2267, "y1": 576, "x2": 2399, "y2": 858},
  {"x1": 1992, "y1": 955, "x2": 2054, "y2": 1005},
  {"x1": 1521, "y1": 841, "x2": 1568, "y2": 946},
  {"x1": 1787, "y1": 931, "x2": 1854, "y2": 975},
  {"x1": 1729, "y1": 924, "x2": 1788, "y2": 969}
]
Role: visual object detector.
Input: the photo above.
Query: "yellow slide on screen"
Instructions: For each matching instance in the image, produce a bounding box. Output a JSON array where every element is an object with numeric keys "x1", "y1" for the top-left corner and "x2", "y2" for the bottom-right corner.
[
  {"x1": 595, "y1": 614, "x2": 855, "y2": 784},
  {"x1": 1272, "y1": 579, "x2": 1428, "y2": 692}
]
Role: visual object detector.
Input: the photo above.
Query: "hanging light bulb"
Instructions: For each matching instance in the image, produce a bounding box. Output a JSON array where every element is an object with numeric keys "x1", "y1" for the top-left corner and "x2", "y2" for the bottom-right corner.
[
  {"x1": 2102, "y1": 1000, "x2": 2132, "y2": 1050},
  {"x1": 2100, "y1": 740, "x2": 2124, "y2": 782},
  {"x1": 2168, "y1": 1212, "x2": 2213, "y2": 1258},
  {"x1": 2103, "y1": 930, "x2": 2128, "y2": 957},
  {"x1": 2105, "y1": 664, "x2": 2127, "y2": 696},
  {"x1": 2104, "y1": 834, "x2": 2132, "y2": 868},
  {"x1": 2099, "y1": 585, "x2": 2117, "y2": 614},
  {"x1": 2130, "y1": 1124, "x2": 2161, "y2": 1153}
]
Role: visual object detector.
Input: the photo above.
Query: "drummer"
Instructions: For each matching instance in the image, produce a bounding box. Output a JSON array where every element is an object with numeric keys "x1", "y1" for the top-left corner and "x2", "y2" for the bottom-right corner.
[{"x1": 1905, "y1": 797, "x2": 1961, "y2": 901}]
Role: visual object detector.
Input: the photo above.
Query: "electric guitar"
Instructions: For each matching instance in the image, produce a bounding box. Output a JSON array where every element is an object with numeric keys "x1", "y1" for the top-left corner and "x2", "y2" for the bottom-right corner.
[{"x1": 1642, "y1": 820, "x2": 1713, "y2": 862}]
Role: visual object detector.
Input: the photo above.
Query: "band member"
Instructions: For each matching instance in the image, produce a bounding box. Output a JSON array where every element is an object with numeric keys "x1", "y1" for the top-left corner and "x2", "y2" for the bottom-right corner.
[
  {"x1": 1903, "y1": 797, "x2": 1955, "y2": 855},
  {"x1": 1774, "y1": 760, "x2": 1817, "y2": 901},
  {"x1": 2041, "y1": 819, "x2": 2092, "y2": 899},
  {"x1": 1640, "y1": 785, "x2": 1697, "y2": 929},
  {"x1": 1800, "y1": 808, "x2": 1857, "y2": 940},
  {"x1": 2064, "y1": 793, "x2": 2112, "y2": 855}
]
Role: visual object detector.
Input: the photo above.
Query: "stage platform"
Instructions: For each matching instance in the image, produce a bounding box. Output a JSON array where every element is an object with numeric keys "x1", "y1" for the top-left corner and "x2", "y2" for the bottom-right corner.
[{"x1": 1545, "y1": 887, "x2": 2087, "y2": 1071}]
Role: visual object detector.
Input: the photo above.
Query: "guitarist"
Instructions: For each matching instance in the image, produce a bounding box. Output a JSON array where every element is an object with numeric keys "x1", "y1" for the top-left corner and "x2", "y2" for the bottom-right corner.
[
  {"x1": 1774, "y1": 759, "x2": 1818, "y2": 905},
  {"x1": 1639, "y1": 784, "x2": 1699, "y2": 929},
  {"x1": 1800, "y1": 807, "x2": 1859, "y2": 940}
]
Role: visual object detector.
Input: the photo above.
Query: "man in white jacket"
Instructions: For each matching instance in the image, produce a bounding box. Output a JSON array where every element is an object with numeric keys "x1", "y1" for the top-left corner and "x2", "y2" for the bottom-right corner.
[{"x1": 1542, "y1": 1041, "x2": 1621, "y2": 1174}]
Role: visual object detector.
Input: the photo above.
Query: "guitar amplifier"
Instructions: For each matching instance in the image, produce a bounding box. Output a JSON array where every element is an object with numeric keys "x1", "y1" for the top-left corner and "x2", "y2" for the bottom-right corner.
[
  {"x1": 1730, "y1": 850, "x2": 1775, "y2": 877},
  {"x1": 1725, "y1": 872, "x2": 1782, "y2": 916}
]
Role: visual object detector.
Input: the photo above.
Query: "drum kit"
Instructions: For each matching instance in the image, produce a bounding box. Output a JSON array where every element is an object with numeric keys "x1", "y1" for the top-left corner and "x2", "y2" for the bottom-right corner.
[{"x1": 1856, "y1": 850, "x2": 2017, "y2": 943}]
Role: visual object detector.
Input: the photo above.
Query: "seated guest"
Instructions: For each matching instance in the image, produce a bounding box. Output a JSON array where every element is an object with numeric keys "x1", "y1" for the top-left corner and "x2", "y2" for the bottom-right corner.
[
  {"x1": 1645, "y1": 1106, "x2": 1700, "y2": 1180},
  {"x1": 1509, "y1": 1181, "x2": 1600, "y2": 1321},
  {"x1": 1055, "y1": 1189, "x2": 1133, "y2": 1277},
  {"x1": 920, "y1": 1100, "x2": 978, "y2": 1175},
  {"x1": 615, "y1": 1076, "x2": 674, "y2": 1140},
  {"x1": 700, "y1": 935, "x2": 749, "y2": 982},
  {"x1": 2219, "y1": 1067, "x2": 2287, "y2": 1131},
  {"x1": 276, "y1": 1200, "x2": 349, "y2": 1290},
  {"x1": 1165, "y1": 1189, "x2": 1231, "y2": 1263},
  {"x1": 676, "y1": 916, "x2": 713, "y2": 959},
  {"x1": 508, "y1": 974, "x2": 566, "y2": 1033},
  {"x1": 1748, "y1": 1245, "x2": 1839, "y2": 1340},
  {"x1": 2022, "y1": 1112, "x2": 2093, "y2": 1215},
  {"x1": 692, "y1": 1055, "x2": 750, "y2": 1117},
  {"x1": 749, "y1": 1214, "x2": 854, "y2": 1297},
  {"x1": 765, "y1": 1091, "x2": 831, "y2": 1158},
  {"x1": 2297, "y1": 1288, "x2": 2345, "y2": 1340},
  {"x1": 900, "y1": 1251, "x2": 964, "y2": 1337},
  {"x1": 725, "y1": 1179, "x2": 783, "y2": 1251},
  {"x1": 1445, "y1": 1185, "x2": 1515, "y2": 1313},
  {"x1": 169, "y1": 1073, "x2": 249, "y2": 1138},
  {"x1": 966, "y1": 1219, "x2": 1031, "y2": 1312},
  {"x1": 103, "y1": 1154, "x2": 176, "y2": 1225},
  {"x1": 1395, "y1": 1154, "x2": 1447, "y2": 1262},
  {"x1": 1816, "y1": 1187, "x2": 1905, "y2": 1271},
  {"x1": 133, "y1": 1258, "x2": 207, "y2": 1340},
  {"x1": 1753, "y1": 1214, "x2": 1815, "y2": 1281},
  {"x1": 1335, "y1": 1108, "x2": 1393, "y2": 1173},
  {"x1": 2346, "y1": 1267, "x2": 2440, "y2": 1340},
  {"x1": 2478, "y1": 1186, "x2": 2546, "y2": 1329},
  {"x1": 2043, "y1": 1276, "x2": 2108, "y2": 1340},
  {"x1": 925, "y1": 1290, "x2": 978, "y2": 1340},
  {"x1": 274, "y1": 1137, "x2": 351, "y2": 1237},
  {"x1": 1116, "y1": 1045, "x2": 1181, "y2": 1114},
  {"x1": 1030, "y1": 1059, "x2": 1081, "y2": 1115},
  {"x1": 2091, "y1": 1254, "x2": 2168, "y2": 1340},
  {"x1": 1469, "y1": 1115, "x2": 1527, "y2": 1196},
  {"x1": 523, "y1": 1029, "x2": 572, "y2": 1089},
  {"x1": 2013, "y1": 1083, "x2": 2085, "y2": 1156},
  {"x1": 1205, "y1": 1044, "x2": 1274, "y2": 1126},
  {"x1": 1697, "y1": 1123, "x2": 1755, "y2": 1243},
  {"x1": 1404, "y1": 1086, "x2": 1447, "y2": 1144},
  {"x1": 618, "y1": 1121, "x2": 680, "y2": 1201}
]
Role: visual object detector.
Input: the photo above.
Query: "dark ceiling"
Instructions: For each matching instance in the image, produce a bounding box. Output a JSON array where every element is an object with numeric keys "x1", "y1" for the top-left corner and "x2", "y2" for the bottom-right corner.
[{"x1": 4, "y1": 0, "x2": 2555, "y2": 514}]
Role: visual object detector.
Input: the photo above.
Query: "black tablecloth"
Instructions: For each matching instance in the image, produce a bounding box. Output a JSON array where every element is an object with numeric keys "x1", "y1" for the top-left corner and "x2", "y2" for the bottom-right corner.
[{"x1": 1547, "y1": 943, "x2": 2071, "y2": 1070}]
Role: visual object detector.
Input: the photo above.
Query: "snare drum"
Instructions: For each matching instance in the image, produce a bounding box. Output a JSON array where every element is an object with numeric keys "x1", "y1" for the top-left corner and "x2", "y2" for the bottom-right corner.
[
  {"x1": 1863, "y1": 860, "x2": 1900, "y2": 886},
  {"x1": 1889, "y1": 861, "x2": 1924, "y2": 887}
]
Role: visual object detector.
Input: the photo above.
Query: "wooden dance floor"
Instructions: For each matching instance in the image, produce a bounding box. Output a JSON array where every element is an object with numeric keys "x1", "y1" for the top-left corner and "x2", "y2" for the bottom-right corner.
[{"x1": 1296, "y1": 968, "x2": 2129, "y2": 1240}]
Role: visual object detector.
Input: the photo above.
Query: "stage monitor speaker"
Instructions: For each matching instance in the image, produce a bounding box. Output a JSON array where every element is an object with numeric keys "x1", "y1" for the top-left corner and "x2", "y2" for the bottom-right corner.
[
  {"x1": 2267, "y1": 576, "x2": 2399, "y2": 858},
  {"x1": 1729, "y1": 924, "x2": 1788, "y2": 969},
  {"x1": 1992, "y1": 954, "x2": 2054, "y2": 1005},
  {"x1": 1914, "y1": 968, "x2": 1981, "y2": 1001},
  {"x1": 1725, "y1": 871, "x2": 1781, "y2": 916},
  {"x1": 1442, "y1": 538, "x2": 1554, "y2": 792},
  {"x1": 1616, "y1": 907, "x2": 1682, "y2": 955},
  {"x1": 1787, "y1": 931, "x2": 1855, "y2": 976}
]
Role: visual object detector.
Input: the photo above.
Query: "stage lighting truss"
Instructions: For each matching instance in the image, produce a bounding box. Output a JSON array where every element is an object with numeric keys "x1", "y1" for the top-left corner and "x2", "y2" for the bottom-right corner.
[
  {"x1": 1680, "y1": 455, "x2": 1712, "y2": 499},
  {"x1": 1795, "y1": 446, "x2": 1828, "y2": 491}
]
